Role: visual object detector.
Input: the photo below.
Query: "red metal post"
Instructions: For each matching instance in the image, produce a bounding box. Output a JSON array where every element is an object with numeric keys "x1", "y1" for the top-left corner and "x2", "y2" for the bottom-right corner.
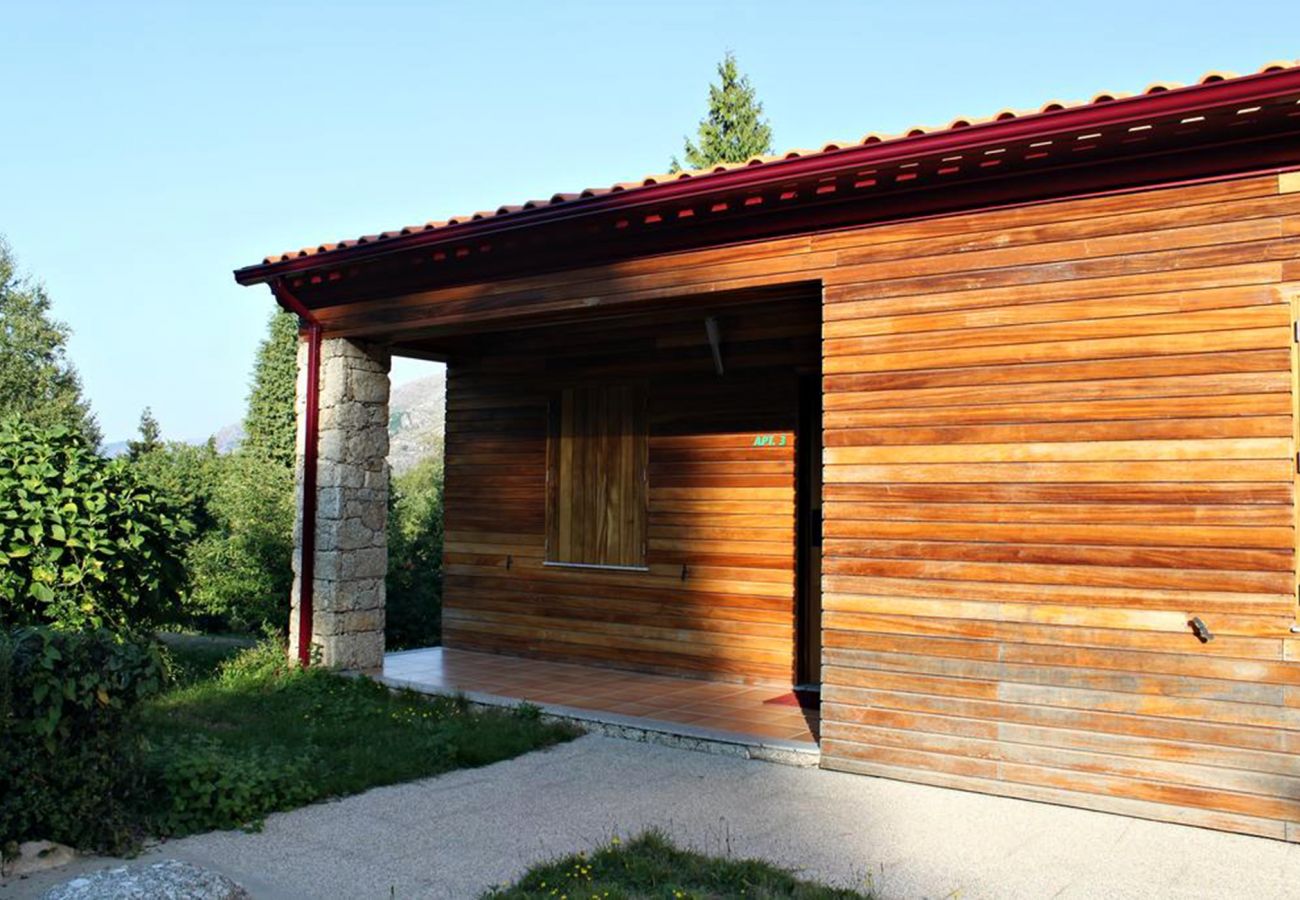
[{"x1": 271, "y1": 280, "x2": 321, "y2": 666}]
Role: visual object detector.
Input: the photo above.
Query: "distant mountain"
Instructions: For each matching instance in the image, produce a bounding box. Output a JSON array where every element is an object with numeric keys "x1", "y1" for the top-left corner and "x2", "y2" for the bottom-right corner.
[
  {"x1": 211, "y1": 422, "x2": 244, "y2": 454},
  {"x1": 103, "y1": 370, "x2": 447, "y2": 474},
  {"x1": 105, "y1": 424, "x2": 242, "y2": 458},
  {"x1": 387, "y1": 370, "x2": 446, "y2": 475}
]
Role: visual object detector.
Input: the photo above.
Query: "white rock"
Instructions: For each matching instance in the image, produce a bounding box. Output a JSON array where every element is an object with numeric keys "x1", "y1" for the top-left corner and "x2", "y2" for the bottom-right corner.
[{"x1": 41, "y1": 859, "x2": 250, "y2": 900}]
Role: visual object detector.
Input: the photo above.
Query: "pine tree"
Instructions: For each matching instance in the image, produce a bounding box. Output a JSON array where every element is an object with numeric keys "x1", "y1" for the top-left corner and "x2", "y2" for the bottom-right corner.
[
  {"x1": 127, "y1": 406, "x2": 162, "y2": 459},
  {"x1": 0, "y1": 237, "x2": 100, "y2": 445},
  {"x1": 672, "y1": 52, "x2": 774, "y2": 172},
  {"x1": 241, "y1": 309, "x2": 299, "y2": 469}
]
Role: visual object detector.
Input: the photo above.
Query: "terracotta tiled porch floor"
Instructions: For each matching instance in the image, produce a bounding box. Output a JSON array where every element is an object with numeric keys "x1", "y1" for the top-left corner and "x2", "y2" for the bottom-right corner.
[{"x1": 381, "y1": 647, "x2": 819, "y2": 749}]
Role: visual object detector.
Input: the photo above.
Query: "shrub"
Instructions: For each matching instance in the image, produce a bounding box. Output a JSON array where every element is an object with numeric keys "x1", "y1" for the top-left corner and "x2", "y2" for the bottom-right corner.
[
  {"x1": 144, "y1": 645, "x2": 319, "y2": 837},
  {"x1": 0, "y1": 627, "x2": 166, "y2": 852},
  {"x1": 129, "y1": 440, "x2": 226, "y2": 630},
  {"x1": 128, "y1": 434, "x2": 292, "y2": 636},
  {"x1": 142, "y1": 736, "x2": 317, "y2": 837},
  {"x1": 386, "y1": 456, "x2": 444, "y2": 649},
  {"x1": 185, "y1": 451, "x2": 294, "y2": 634},
  {"x1": 0, "y1": 419, "x2": 192, "y2": 630},
  {"x1": 214, "y1": 636, "x2": 294, "y2": 684}
]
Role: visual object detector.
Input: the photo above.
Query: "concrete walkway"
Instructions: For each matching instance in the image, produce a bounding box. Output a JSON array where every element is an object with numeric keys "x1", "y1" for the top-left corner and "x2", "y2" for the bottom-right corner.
[{"x1": 5, "y1": 735, "x2": 1299, "y2": 899}]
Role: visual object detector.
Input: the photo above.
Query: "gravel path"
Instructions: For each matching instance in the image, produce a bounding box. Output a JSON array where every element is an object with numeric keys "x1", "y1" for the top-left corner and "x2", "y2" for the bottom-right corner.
[{"x1": 5, "y1": 734, "x2": 1299, "y2": 899}]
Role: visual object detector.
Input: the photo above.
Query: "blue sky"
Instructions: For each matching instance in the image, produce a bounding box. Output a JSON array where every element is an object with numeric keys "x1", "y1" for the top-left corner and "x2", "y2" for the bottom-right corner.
[{"x1": 2, "y1": 0, "x2": 1296, "y2": 443}]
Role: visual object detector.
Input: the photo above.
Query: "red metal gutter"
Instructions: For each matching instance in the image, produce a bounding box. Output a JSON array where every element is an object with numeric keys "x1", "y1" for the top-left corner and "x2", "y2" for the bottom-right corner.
[
  {"x1": 271, "y1": 280, "x2": 320, "y2": 667},
  {"x1": 233, "y1": 64, "x2": 1300, "y2": 286}
]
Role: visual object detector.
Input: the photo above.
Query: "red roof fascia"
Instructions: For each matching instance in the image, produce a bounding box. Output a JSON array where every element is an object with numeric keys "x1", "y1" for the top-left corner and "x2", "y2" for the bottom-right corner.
[{"x1": 233, "y1": 65, "x2": 1300, "y2": 286}]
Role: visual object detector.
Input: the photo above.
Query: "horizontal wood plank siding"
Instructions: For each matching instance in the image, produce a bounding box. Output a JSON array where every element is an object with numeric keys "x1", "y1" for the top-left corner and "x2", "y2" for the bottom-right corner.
[
  {"x1": 441, "y1": 298, "x2": 818, "y2": 683},
  {"x1": 818, "y1": 172, "x2": 1300, "y2": 841},
  {"x1": 385, "y1": 171, "x2": 1300, "y2": 839}
]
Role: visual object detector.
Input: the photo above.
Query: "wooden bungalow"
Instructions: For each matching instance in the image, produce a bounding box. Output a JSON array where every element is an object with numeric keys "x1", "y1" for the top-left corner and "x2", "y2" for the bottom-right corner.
[{"x1": 236, "y1": 61, "x2": 1300, "y2": 840}]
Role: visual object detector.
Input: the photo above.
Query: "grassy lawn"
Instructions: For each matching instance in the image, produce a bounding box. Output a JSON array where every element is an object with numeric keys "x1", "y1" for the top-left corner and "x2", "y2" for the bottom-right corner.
[
  {"x1": 482, "y1": 831, "x2": 874, "y2": 900},
  {"x1": 156, "y1": 631, "x2": 257, "y2": 685},
  {"x1": 139, "y1": 639, "x2": 581, "y2": 836}
]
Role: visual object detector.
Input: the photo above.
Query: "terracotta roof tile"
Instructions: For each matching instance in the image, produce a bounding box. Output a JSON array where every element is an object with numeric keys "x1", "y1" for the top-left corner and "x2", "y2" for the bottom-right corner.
[{"x1": 260, "y1": 60, "x2": 1299, "y2": 266}]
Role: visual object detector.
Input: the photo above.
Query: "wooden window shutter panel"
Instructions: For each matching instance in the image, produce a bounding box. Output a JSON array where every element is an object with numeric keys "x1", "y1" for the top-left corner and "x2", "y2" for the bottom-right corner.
[{"x1": 547, "y1": 384, "x2": 647, "y2": 567}]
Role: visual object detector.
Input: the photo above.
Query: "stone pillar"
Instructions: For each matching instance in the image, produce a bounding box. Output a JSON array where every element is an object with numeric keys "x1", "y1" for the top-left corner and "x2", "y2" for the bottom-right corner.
[{"x1": 289, "y1": 336, "x2": 391, "y2": 671}]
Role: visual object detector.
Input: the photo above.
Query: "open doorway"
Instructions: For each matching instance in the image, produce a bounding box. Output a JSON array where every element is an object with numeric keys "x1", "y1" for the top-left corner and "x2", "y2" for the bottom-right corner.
[
  {"x1": 385, "y1": 355, "x2": 446, "y2": 651},
  {"x1": 796, "y1": 371, "x2": 822, "y2": 690}
]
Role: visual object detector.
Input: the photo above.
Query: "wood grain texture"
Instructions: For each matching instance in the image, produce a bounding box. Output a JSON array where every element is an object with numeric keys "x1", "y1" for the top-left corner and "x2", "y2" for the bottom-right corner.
[
  {"x1": 816, "y1": 173, "x2": 1300, "y2": 841},
  {"x1": 547, "y1": 384, "x2": 648, "y2": 567},
  {"x1": 385, "y1": 172, "x2": 1300, "y2": 839},
  {"x1": 439, "y1": 296, "x2": 817, "y2": 683}
]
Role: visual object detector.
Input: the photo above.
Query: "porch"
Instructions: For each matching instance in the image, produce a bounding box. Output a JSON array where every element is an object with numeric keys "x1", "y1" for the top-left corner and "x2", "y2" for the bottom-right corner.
[{"x1": 380, "y1": 647, "x2": 819, "y2": 763}]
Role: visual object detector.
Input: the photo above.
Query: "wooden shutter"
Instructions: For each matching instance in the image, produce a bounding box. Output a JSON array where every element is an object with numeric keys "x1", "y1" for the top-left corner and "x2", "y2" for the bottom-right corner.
[{"x1": 547, "y1": 384, "x2": 648, "y2": 568}]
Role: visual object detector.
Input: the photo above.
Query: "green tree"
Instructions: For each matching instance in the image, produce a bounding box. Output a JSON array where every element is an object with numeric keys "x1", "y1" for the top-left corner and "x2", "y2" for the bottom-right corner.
[
  {"x1": 242, "y1": 310, "x2": 299, "y2": 469},
  {"x1": 183, "y1": 310, "x2": 300, "y2": 634},
  {"x1": 127, "y1": 407, "x2": 162, "y2": 460},
  {"x1": 671, "y1": 52, "x2": 774, "y2": 172},
  {"x1": 0, "y1": 238, "x2": 99, "y2": 445},
  {"x1": 386, "y1": 455, "x2": 444, "y2": 649},
  {"x1": 131, "y1": 438, "x2": 220, "y2": 536},
  {"x1": 185, "y1": 452, "x2": 294, "y2": 633}
]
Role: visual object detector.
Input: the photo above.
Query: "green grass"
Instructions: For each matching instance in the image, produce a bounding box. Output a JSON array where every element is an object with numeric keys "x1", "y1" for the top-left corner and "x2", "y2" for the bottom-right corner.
[
  {"x1": 157, "y1": 632, "x2": 254, "y2": 686},
  {"x1": 138, "y1": 639, "x2": 581, "y2": 835},
  {"x1": 482, "y1": 831, "x2": 874, "y2": 900}
]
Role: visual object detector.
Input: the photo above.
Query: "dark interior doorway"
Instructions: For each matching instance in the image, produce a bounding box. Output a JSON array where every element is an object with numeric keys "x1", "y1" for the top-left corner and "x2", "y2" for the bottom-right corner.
[{"x1": 796, "y1": 370, "x2": 823, "y2": 689}]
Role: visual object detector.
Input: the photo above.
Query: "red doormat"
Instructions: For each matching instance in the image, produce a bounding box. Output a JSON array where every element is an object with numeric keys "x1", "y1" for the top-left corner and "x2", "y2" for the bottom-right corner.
[{"x1": 763, "y1": 689, "x2": 821, "y2": 710}]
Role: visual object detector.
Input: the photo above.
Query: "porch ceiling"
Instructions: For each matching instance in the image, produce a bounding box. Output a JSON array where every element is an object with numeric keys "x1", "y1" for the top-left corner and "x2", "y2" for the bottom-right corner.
[{"x1": 389, "y1": 281, "x2": 822, "y2": 359}]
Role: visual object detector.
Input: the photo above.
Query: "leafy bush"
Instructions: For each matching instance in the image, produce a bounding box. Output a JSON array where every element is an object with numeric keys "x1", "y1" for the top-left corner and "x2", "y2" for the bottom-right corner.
[
  {"x1": 0, "y1": 627, "x2": 166, "y2": 852},
  {"x1": 386, "y1": 456, "x2": 444, "y2": 649},
  {"x1": 143, "y1": 640, "x2": 312, "y2": 836},
  {"x1": 0, "y1": 419, "x2": 192, "y2": 630},
  {"x1": 143, "y1": 736, "x2": 316, "y2": 837},
  {"x1": 126, "y1": 432, "x2": 292, "y2": 635},
  {"x1": 184, "y1": 451, "x2": 294, "y2": 634},
  {"x1": 213, "y1": 636, "x2": 293, "y2": 684}
]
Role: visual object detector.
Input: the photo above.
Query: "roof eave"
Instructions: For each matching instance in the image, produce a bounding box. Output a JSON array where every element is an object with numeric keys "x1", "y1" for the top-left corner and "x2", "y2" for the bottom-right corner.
[{"x1": 233, "y1": 64, "x2": 1300, "y2": 287}]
